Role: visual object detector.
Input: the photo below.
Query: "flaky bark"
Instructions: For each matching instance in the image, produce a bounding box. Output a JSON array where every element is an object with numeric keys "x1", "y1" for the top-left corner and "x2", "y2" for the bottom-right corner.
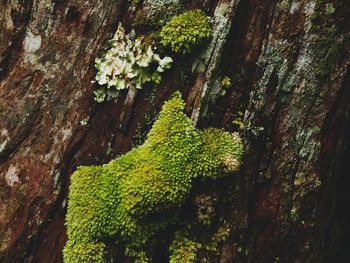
[{"x1": 0, "y1": 0, "x2": 349, "y2": 262}]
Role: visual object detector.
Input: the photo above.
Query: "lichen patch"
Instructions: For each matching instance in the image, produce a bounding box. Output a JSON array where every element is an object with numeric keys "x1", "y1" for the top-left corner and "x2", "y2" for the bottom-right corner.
[
  {"x1": 4, "y1": 165, "x2": 20, "y2": 187},
  {"x1": 23, "y1": 30, "x2": 42, "y2": 54}
]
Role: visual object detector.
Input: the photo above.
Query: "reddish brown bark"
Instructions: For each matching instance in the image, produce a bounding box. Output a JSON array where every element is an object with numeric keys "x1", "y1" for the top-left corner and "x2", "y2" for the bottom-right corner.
[{"x1": 0, "y1": 0, "x2": 349, "y2": 262}]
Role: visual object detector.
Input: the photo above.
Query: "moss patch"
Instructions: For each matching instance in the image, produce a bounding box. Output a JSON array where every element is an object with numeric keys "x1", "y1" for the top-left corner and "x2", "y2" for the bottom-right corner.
[
  {"x1": 64, "y1": 92, "x2": 243, "y2": 262},
  {"x1": 160, "y1": 10, "x2": 212, "y2": 55}
]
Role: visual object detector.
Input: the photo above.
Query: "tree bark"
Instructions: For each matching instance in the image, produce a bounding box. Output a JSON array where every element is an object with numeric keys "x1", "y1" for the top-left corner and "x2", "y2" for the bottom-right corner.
[{"x1": 0, "y1": 0, "x2": 349, "y2": 262}]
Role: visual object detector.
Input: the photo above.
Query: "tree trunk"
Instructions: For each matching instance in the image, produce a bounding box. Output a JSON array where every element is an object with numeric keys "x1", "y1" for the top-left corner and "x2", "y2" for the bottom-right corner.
[{"x1": 0, "y1": 0, "x2": 349, "y2": 262}]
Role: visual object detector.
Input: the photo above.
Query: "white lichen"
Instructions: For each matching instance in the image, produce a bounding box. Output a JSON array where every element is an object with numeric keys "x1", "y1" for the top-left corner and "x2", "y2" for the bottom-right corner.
[
  {"x1": 4, "y1": 165, "x2": 20, "y2": 187},
  {"x1": 0, "y1": 140, "x2": 8, "y2": 154},
  {"x1": 290, "y1": 1, "x2": 301, "y2": 14},
  {"x1": 22, "y1": 29, "x2": 42, "y2": 65},
  {"x1": 61, "y1": 125, "x2": 72, "y2": 142},
  {"x1": 303, "y1": 1, "x2": 316, "y2": 32},
  {"x1": 52, "y1": 170, "x2": 62, "y2": 196},
  {"x1": 94, "y1": 23, "x2": 172, "y2": 102},
  {"x1": 0, "y1": 129, "x2": 10, "y2": 154},
  {"x1": 80, "y1": 118, "x2": 88, "y2": 126},
  {"x1": 145, "y1": 0, "x2": 180, "y2": 9},
  {"x1": 4, "y1": 7, "x2": 14, "y2": 31},
  {"x1": 143, "y1": 0, "x2": 181, "y2": 17},
  {"x1": 23, "y1": 30, "x2": 42, "y2": 54}
]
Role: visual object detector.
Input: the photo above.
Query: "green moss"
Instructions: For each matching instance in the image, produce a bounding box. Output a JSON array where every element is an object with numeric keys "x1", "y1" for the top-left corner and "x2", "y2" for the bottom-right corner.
[
  {"x1": 325, "y1": 3, "x2": 335, "y2": 15},
  {"x1": 160, "y1": 10, "x2": 212, "y2": 54},
  {"x1": 312, "y1": 26, "x2": 339, "y2": 78},
  {"x1": 310, "y1": 2, "x2": 340, "y2": 79},
  {"x1": 130, "y1": 0, "x2": 140, "y2": 7},
  {"x1": 221, "y1": 76, "x2": 232, "y2": 88},
  {"x1": 168, "y1": 220, "x2": 231, "y2": 262},
  {"x1": 64, "y1": 242, "x2": 105, "y2": 263},
  {"x1": 204, "y1": 223, "x2": 230, "y2": 254},
  {"x1": 169, "y1": 232, "x2": 201, "y2": 263},
  {"x1": 64, "y1": 92, "x2": 243, "y2": 262}
]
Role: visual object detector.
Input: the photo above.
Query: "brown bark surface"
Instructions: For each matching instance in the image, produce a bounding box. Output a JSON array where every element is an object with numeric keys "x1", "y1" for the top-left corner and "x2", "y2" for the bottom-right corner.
[{"x1": 0, "y1": 0, "x2": 349, "y2": 262}]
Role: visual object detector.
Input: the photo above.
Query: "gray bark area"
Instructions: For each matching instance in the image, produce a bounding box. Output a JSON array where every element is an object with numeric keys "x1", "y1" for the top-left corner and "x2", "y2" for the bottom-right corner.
[{"x1": 0, "y1": 0, "x2": 349, "y2": 262}]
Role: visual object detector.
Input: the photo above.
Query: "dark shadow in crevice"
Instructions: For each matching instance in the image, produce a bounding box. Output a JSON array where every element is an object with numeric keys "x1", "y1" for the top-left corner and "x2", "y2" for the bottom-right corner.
[{"x1": 321, "y1": 66, "x2": 350, "y2": 263}]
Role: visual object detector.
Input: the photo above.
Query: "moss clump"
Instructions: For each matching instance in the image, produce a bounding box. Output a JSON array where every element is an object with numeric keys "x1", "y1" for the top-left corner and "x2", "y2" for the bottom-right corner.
[
  {"x1": 63, "y1": 242, "x2": 105, "y2": 263},
  {"x1": 63, "y1": 92, "x2": 243, "y2": 262},
  {"x1": 221, "y1": 76, "x2": 232, "y2": 88},
  {"x1": 204, "y1": 223, "x2": 230, "y2": 255},
  {"x1": 159, "y1": 10, "x2": 212, "y2": 54},
  {"x1": 168, "y1": 221, "x2": 231, "y2": 263},
  {"x1": 169, "y1": 232, "x2": 202, "y2": 263}
]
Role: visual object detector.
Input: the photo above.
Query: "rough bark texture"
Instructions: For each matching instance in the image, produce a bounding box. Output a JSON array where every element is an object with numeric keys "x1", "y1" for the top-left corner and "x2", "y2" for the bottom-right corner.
[{"x1": 0, "y1": 0, "x2": 349, "y2": 262}]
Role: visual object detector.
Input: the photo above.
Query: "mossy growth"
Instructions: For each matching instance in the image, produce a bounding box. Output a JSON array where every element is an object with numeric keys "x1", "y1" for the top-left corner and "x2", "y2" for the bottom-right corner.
[
  {"x1": 221, "y1": 76, "x2": 232, "y2": 88},
  {"x1": 159, "y1": 9, "x2": 212, "y2": 54},
  {"x1": 168, "y1": 220, "x2": 231, "y2": 263},
  {"x1": 169, "y1": 232, "x2": 202, "y2": 263},
  {"x1": 63, "y1": 92, "x2": 243, "y2": 262},
  {"x1": 310, "y1": 2, "x2": 340, "y2": 79}
]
